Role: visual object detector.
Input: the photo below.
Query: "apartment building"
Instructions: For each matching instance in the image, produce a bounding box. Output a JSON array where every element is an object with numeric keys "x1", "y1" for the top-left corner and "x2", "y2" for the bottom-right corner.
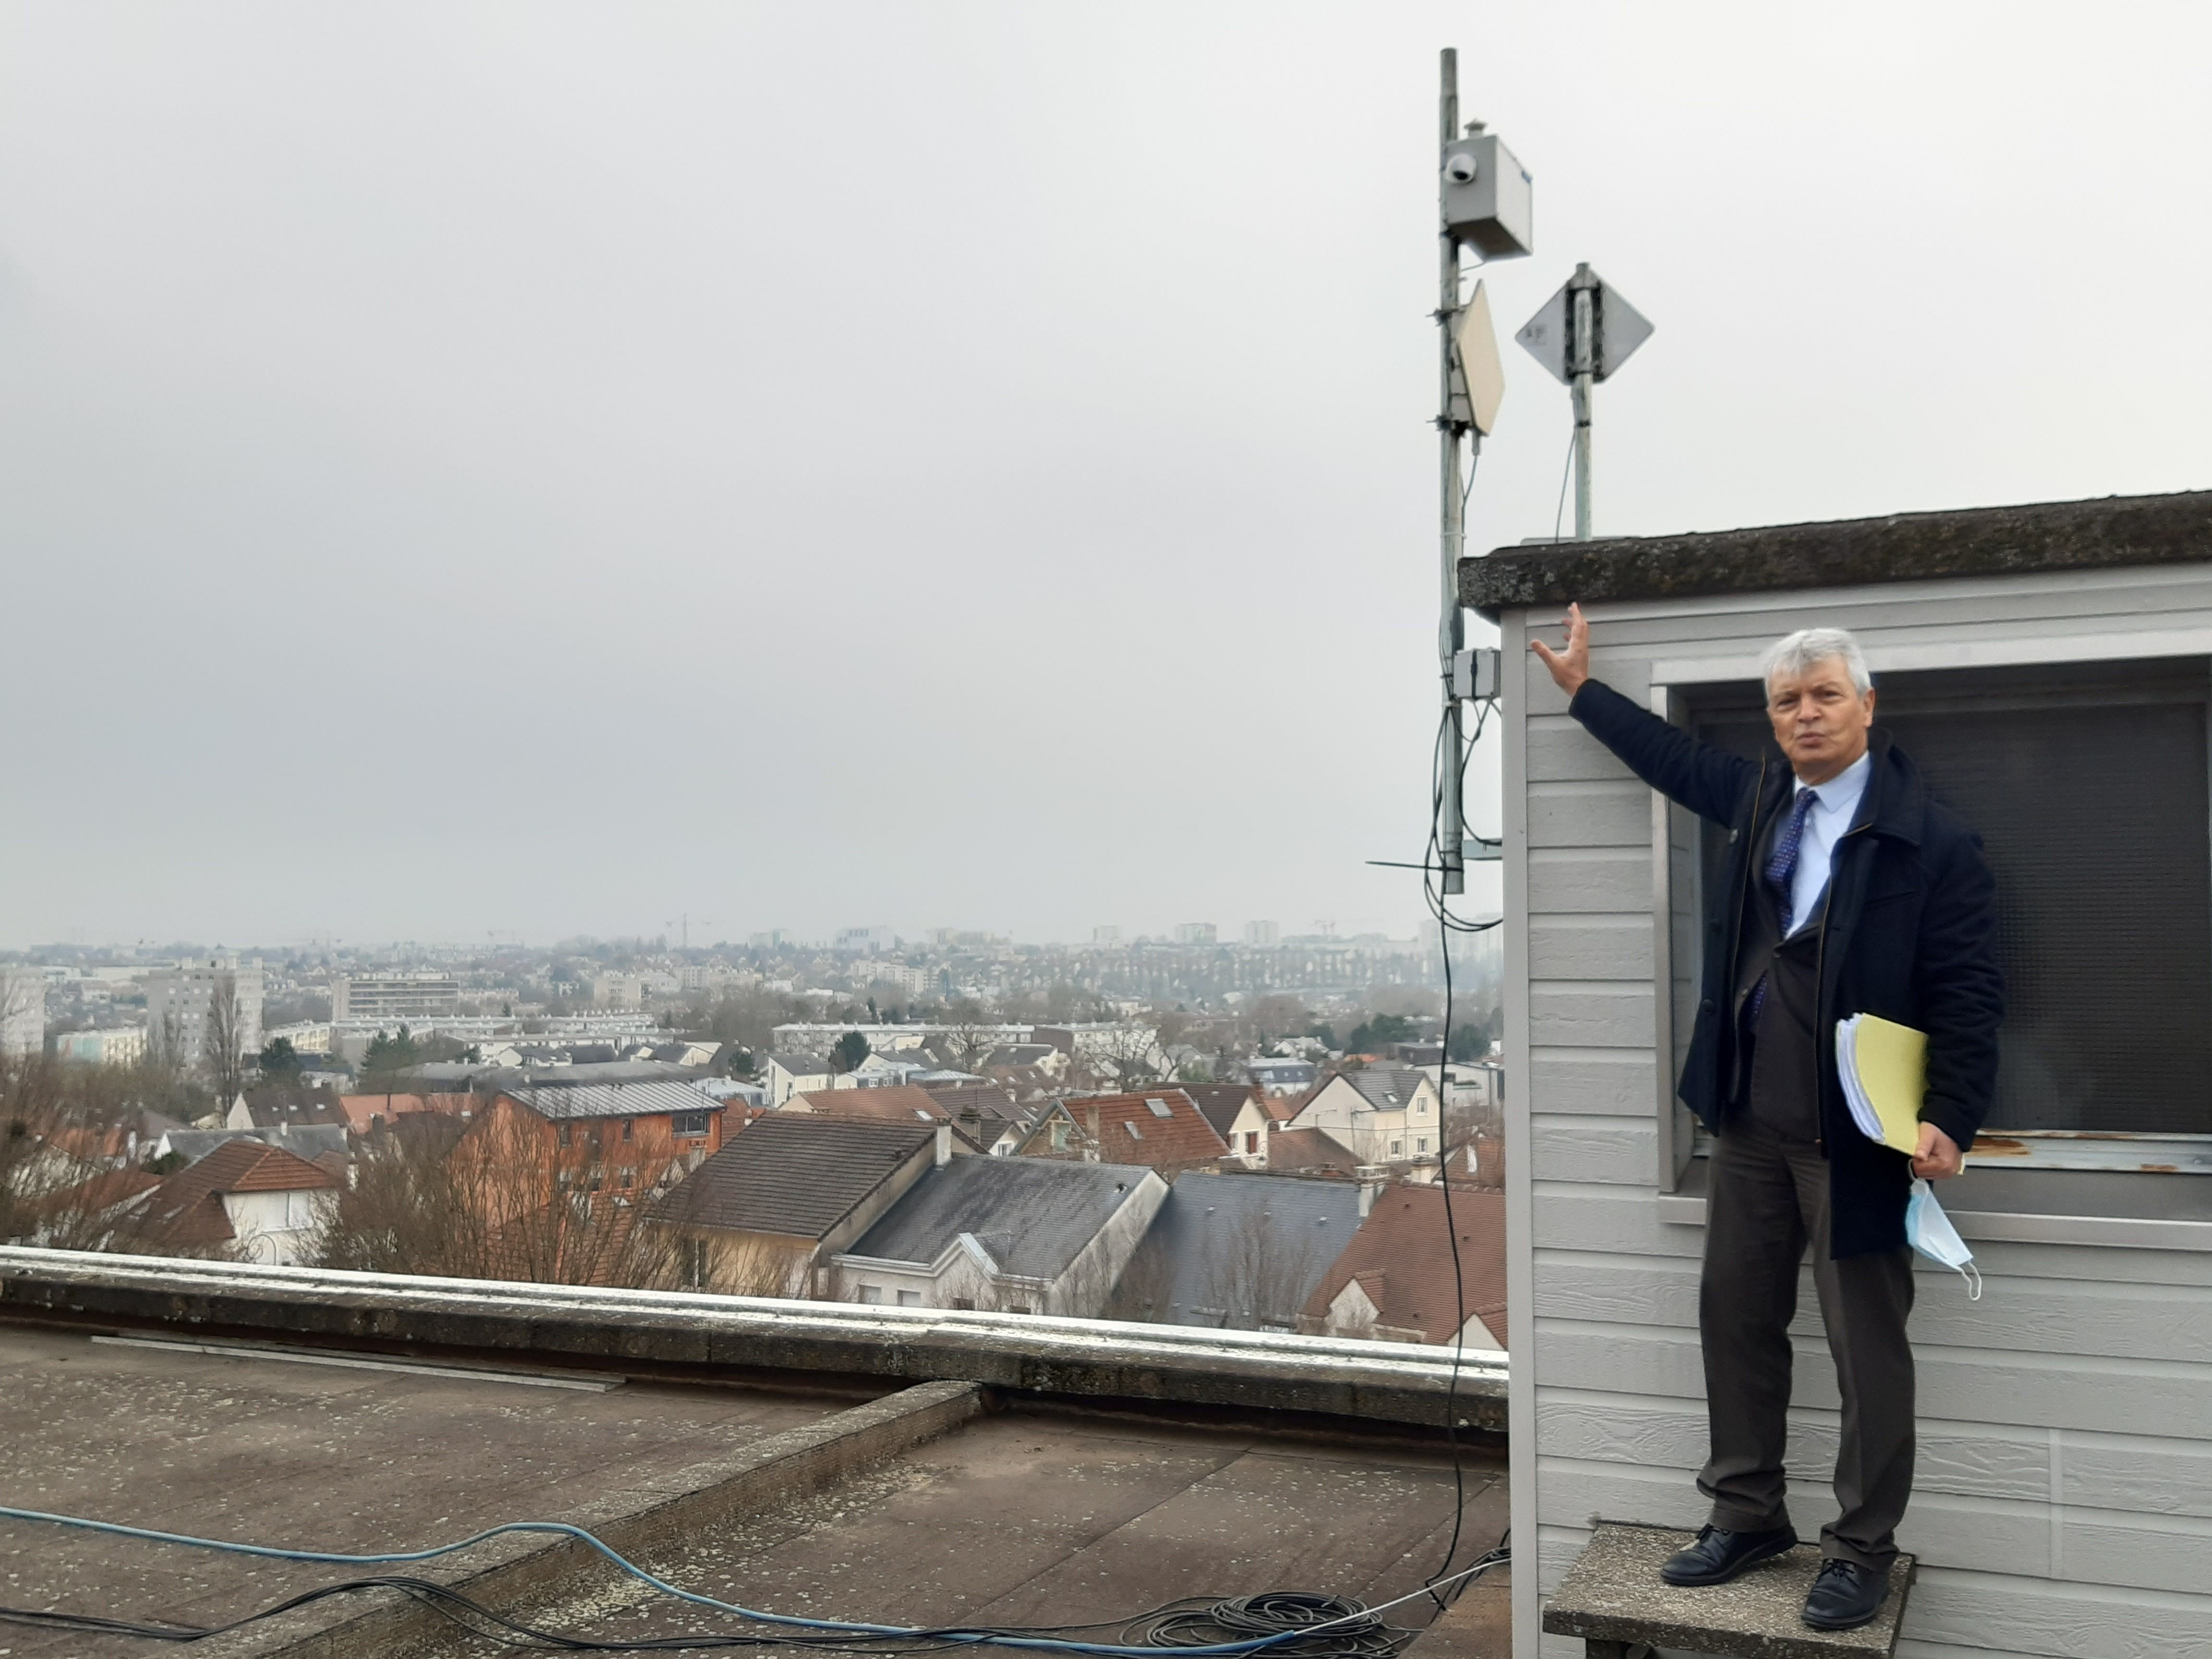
[
  {"x1": 331, "y1": 974, "x2": 461, "y2": 1022},
  {"x1": 143, "y1": 957, "x2": 264, "y2": 1072}
]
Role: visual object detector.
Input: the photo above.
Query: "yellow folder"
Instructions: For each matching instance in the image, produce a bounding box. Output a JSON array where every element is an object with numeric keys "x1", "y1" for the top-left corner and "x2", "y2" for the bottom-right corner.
[{"x1": 1836, "y1": 1013, "x2": 1926, "y2": 1155}]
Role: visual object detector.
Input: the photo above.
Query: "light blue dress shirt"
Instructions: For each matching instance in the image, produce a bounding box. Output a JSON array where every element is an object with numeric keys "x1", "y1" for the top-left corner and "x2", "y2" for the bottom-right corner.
[{"x1": 1783, "y1": 751, "x2": 1872, "y2": 936}]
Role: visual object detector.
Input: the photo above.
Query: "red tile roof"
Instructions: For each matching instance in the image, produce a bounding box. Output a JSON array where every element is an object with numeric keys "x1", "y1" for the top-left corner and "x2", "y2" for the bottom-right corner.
[
  {"x1": 1034, "y1": 1090, "x2": 1229, "y2": 1173},
  {"x1": 790, "y1": 1086, "x2": 951, "y2": 1123},
  {"x1": 1299, "y1": 1184, "x2": 1506, "y2": 1349},
  {"x1": 337, "y1": 1092, "x2": 475, "y2": 1134},
  {"x1": 138, "y1": 1138, "x2": 336, "y2": 1247}
]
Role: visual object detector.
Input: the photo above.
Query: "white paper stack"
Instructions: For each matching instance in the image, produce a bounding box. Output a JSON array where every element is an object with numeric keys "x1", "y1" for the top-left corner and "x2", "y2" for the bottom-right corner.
[{"x1": 1833, "y1": 1012, "x2": 1926, "y2": 1156}]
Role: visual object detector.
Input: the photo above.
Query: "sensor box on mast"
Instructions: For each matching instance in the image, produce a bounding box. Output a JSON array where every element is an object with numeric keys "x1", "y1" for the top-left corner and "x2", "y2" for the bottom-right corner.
[{"x1": 1441, "y1": 132, "x2": 1533, "y2": 259}]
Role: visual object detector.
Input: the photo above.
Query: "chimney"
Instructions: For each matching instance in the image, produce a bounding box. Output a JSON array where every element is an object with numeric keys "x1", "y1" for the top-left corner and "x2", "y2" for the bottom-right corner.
[
  {"x1": 1358, "y1": 1178, "x2": 1382, "y2": 1218},
  {"x1": 1085, "y1": 1103, "x2": 1102, "y2": 1160},
  {"x1": 934, "y1": 1122, "x2": 951, "y2": 1166}
]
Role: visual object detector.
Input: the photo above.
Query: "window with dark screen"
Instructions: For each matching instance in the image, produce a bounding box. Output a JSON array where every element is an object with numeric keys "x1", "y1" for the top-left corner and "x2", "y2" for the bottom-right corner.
[{"x1": 1686, "y1": 659, "x2": 2212, "y2": 1136}]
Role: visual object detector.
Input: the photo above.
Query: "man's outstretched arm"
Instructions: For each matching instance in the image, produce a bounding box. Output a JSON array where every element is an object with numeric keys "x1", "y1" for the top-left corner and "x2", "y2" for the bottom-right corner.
[{"x1": 1532, "y1": 603, "x2": 1759, "y2": 826}]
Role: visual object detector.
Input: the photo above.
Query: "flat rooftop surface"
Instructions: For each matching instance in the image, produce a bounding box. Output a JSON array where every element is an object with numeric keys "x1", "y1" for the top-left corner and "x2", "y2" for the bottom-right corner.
[
  {"x1": 0, "y1": 1323, "x2": 846, "y2": 1657},
  {"x1": 419, "y1": 1405, "x2": 1507, "y2": 1658},
  {"x1": 0, "y1": 1322, "x2": 1508, "y2": 1659}
]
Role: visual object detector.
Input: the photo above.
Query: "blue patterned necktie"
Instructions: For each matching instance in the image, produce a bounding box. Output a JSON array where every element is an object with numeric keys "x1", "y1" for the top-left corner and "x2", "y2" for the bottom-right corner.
[{"x1": 1747, "y1": 787, "x2": 1821, "y2": 1026}]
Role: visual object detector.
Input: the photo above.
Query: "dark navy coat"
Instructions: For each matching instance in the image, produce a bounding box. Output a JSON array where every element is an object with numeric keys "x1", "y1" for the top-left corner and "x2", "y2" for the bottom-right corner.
[{"x1": 1569, "y1": 679, "x2": 2005, "y2": 1258}]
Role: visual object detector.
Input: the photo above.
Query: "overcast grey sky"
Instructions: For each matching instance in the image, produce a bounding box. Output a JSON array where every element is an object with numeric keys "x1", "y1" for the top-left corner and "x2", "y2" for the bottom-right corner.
[{"x1": 2, "y1": 2, "x2": 2207, "y2": 950}]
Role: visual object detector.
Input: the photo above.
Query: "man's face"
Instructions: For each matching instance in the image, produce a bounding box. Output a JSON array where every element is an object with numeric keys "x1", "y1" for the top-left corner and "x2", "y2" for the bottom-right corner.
[{"x1": 1766, "y1": 656, "x2": 1875, "y2": 783}]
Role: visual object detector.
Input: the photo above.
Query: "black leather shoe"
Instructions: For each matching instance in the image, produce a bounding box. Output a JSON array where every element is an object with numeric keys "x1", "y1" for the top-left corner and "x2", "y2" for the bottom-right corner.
[
  {"x1": 1658, "y1": 1524, "x2": 1799, "y2": 1586},
  {"x1": 1802, "y1": 1558, "x2": 1890, "y2": 1630}
]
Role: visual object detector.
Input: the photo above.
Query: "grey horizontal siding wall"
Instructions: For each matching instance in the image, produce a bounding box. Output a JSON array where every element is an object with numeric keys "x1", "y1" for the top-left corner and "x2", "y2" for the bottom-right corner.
[{"x1": 1499, "y1": 567, "x2": 2212, "y2": 1659}]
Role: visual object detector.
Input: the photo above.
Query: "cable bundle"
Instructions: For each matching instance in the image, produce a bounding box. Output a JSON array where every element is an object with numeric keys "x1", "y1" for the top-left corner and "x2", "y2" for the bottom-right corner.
[
  {"x1": 0, "y1": 1500, "x2": 1507, "y2": 1656},
  {"x1": 1135, "y1": 1592, "x2": 1406, "y2": 1659}
]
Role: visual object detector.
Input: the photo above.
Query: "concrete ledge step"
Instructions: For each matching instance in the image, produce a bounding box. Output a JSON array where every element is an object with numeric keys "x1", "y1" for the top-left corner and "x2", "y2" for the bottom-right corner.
[{"x1": 1540, "y1": 1524, "x2": 1915, "y2": 1659}]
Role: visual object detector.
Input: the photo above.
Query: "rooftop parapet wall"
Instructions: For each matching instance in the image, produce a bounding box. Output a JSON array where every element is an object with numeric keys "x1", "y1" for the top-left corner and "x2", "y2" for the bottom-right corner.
[
  {"x1": 1458, "y1": 488, "x2": 2212, "y2": 617},
  {"x1": 0, "y1": 1247, "x2": 1505, "y2": 1432}
]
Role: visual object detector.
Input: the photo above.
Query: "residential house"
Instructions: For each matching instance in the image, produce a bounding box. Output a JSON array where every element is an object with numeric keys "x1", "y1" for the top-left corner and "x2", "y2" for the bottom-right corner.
[
  {"x1": 1029, "y1": 1023, "x2": 1164, "y2": 1086},
  {"x1": 1179, "y1": 1083, "x2": 1274, "y2": 1166},
  {"x1": 135, "y1": 1138, "x2": 341, "y2": 1266},
  {"x1": 644, "y1": 1040, "x2": 718, "y2": 1068},
  {"x1": 1245, "y1": 1057, "x2": 1319, "y2": 1097},
  {"x1": 647, "y1": 1115, "x2": 947, "y2": 1297},
  {"x1": 762, "y1": 1052, "x2": 832, "y2": 1105},
  {"x1": 980, "y1": 1043, "x2": 1069, "y2": 1081},
  {"x1": 1014, "y1": 1090, "x2": 1228, "y2": 1176},
  {"x1": 1286, "y1": 1068, "x2": 1443, "y2": 1166},
  {"x1": 1260, "y1": 1126, "x2": 1365, "y2": 1179},
  {"x1": 468, "y1": 1081, "x2": 730, "y2": 1208},
  {"x1": 1109, "y1": 1171, "x2": 1362, "y2": 1330},
  {"x1": 836, "y1": 1052, "x2": 941, "y2": 1089},
  {"x1": 225, "y1": 1094, "x2": 349, "y2": 1132},
  {"x1": 1298, "y1": 1183, "x2": 1506, "y2": 1350},
  {"x1": 336, "y1": 1092, "x2": 478, "y2": 1135},
  {"x1": 150, "y1": 1124, "x2": 350, "y2": 1176},
  {"x1": 19, "y1": 1167, "x2": 164, "y2": 1249},
  {"x1": 781, "y1": 1086, "x2": 986, "y2": 1151},
  {"x1": 916, "y1": 1085, "x2": 1033, "y2": 1156},
  {"x1": 828, "y1": 1156, "x2": 1166, "y2": 1317}
]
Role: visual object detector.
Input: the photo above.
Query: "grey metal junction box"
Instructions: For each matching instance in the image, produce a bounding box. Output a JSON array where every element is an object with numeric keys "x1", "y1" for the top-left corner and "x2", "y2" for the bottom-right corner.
[{"x1": 1442, "y1": 132, "x2": 1533, "y2": 259}]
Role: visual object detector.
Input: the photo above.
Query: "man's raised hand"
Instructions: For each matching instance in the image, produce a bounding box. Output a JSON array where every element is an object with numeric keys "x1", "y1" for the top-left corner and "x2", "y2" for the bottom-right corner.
[{"x1": 1531, "y1": 601, "x2": 1591, "y2": 697}]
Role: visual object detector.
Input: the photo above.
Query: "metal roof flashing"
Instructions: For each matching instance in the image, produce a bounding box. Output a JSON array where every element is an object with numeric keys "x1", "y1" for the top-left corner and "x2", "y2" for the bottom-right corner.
[{"x1": 1458, "y1": 488, "x2": 2212, "y2": 619}]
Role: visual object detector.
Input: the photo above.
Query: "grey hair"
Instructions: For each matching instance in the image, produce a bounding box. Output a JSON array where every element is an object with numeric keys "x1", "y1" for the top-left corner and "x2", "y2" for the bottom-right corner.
[{"x1": 1760, "y1": 627, "x2": 1872, "y2": 695}]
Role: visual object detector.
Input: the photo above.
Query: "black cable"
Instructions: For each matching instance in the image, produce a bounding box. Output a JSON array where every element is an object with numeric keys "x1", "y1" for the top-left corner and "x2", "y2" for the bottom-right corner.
[
  {"x1": 0, "y1": 1570, "x2": 1514, "y2": 1656},
  {"x1": 1551, "y1": 421, "x2": 1576, "y2": 542}
]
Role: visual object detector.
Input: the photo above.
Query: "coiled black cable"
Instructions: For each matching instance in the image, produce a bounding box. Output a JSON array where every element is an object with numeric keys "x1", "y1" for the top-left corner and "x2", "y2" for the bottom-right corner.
[{"x1": 1134, "y1": 1592, "x2": 1407, "y2": 1659}]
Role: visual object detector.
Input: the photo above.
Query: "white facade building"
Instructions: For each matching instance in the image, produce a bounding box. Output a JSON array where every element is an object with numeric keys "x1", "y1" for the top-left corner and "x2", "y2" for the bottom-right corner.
[
  {"x1": 331, "y1": 974, "x2": 460, "y2": 1022},
  {"x1": 1286, "y1": 1068, "x2": 1443, "y2": 1164},
  {"x1": 144, "y1": 957, "x2": 264, "y2": 1072},
  {"x1": 52, "y1": 1027, "x2": 148, "y2": 1066},
  {"x1": 0, "y1": 970, "x2": 45, "y2": 1058}
]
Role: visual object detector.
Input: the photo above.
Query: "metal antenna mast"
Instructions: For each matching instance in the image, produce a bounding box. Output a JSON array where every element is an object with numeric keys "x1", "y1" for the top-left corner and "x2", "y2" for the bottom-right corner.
[
  {"x1": 1437, "y1": 49, "x2": 1468, "y2": 896},
  {"x1": 1432, "y1": 51, "x2": 1529, "y2": 892}
]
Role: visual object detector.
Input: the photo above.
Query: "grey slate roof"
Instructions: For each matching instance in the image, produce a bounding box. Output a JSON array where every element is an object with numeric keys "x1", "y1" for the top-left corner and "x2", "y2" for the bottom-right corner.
[
  {"x1": 505, "y1": 1081, "x2": 720, "y2": 1121},
  {"x1": 1343, "y1": 1069, "x2": 1430, "y2": 1112},
  {"x1": 765, "y1": 1052, "x2": 830, "y2": 1075},
  {"x1": 1459, "y1": 488, "x2": 2212, "y2": 616},
  {"x1": 1178, "y1": 1084, "x2": 1259, "y2": 1141},
  {"x1": 648, "y1": 1114, "x2": 936, "y2": 1239},
  {"x1": 845, "y1": 1156, "x2": 1154, "y2": 1282},
  {"x1": 158, "y1": 1125, "x2": 350, "y2": 1165},
  {"x1": 1123, "y1": 1172, "x2": 1364, "y2": 1329}
]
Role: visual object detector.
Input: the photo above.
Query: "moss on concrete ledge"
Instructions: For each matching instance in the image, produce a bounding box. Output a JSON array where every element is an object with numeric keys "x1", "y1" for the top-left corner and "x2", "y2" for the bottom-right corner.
[{"x1": 1459, "y1": 489, "x2": 2212, "y2": 616}]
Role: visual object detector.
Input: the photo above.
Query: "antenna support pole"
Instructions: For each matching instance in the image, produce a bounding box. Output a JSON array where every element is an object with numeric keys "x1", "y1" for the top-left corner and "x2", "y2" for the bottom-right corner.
[
  {"x1": 1437, "y1": 48, "x2": 1469, "y2": 896},
  {"x1": 1569, "y1": 262, "x2": 1597, "y2": 538}
]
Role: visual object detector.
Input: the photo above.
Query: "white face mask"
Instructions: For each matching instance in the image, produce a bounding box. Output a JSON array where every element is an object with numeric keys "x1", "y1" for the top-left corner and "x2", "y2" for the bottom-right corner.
[{"x1": 1906, "y1": 1178, "x2": 1981, "y2": 1299}]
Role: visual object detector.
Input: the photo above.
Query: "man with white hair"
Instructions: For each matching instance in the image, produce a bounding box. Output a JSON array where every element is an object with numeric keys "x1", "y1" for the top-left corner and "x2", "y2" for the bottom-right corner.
[{"x1": 1533, "y1": 606, "x2": 2003, "y2": 1631}]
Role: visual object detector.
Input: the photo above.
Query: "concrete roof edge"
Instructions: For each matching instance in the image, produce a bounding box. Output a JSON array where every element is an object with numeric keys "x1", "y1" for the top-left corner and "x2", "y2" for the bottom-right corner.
[
  {"x1": 1458, "y1": 487, "x2": 2212, "y2": 617},
  {"x1": 0, "y1": 1246, "x2": 1504, "y2": 1431}
]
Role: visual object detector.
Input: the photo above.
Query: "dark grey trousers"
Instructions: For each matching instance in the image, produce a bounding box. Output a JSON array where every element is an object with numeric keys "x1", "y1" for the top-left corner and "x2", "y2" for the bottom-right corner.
[{"x1": 1697, "y1": 1118, "x2": 1916, "y2": 1570}]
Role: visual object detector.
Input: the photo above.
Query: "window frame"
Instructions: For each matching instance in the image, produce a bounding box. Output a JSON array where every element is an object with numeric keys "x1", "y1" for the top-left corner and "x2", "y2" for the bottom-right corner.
[{"x1": 1644, "y1": 646, "x2": 2212, "y2": 1224}]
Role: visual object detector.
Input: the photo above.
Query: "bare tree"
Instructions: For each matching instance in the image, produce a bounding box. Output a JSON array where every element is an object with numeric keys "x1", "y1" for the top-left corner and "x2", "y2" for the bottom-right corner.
[
  {"x1": 204, "y1": 973, "x2": 248, "y2": 1108},
  {"x1": 942, "y1": 1018, "x2": 996, "y2": 1075},
  {"x1": 0, "y1": 1050, "x2": 225, "y2": 1257},
  {"x1": 1102, "y1": 1231, "x2": 1178, "y2": 1323},
  {"x1": 1206, "y1": 1205, "x2": 1332, "y2": 1331},
  {"x1": 313, "y1": 1105, "x2": 686, "y2": 1290}
]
